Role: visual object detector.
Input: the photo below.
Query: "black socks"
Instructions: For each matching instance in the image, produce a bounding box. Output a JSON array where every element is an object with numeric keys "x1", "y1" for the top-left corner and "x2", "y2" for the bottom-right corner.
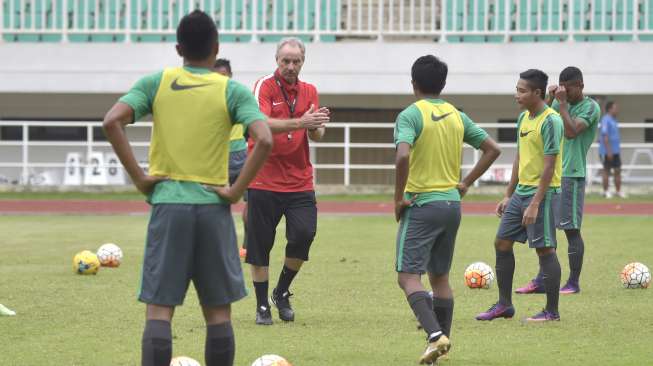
[
  {"x1": 539, "y1": 252, "x2": 561, "y2": 314},
  {"x1": 496, "y1": 249, "x2": 515, "y2": 306},
  {"x1": 142, "y1": 320, "x2": 172, "y2": 366},
  {"x1": 408, "y1": 291, "x2": 442, "y2": 342},
  {"x1": 205, "y1": 322, "x2": 235, "y2": 366}
]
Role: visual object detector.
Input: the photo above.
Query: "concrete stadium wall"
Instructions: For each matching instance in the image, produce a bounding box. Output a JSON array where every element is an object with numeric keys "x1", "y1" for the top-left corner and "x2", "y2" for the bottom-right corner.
[{"x1": 1, "y1": 41, "x2": 652, "y2": 95}]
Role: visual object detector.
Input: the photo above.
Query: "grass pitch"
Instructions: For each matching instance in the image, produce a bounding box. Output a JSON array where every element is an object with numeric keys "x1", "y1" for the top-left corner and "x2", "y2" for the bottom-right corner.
[{"x1": 1, "y1": 214, "x2": 652, "y2": 365}]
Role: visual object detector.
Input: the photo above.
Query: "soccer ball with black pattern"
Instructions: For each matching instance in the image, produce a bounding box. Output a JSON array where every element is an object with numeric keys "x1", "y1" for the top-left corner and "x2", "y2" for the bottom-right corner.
[
  {"x1": 620, "y1": 262, "x2": 651, "y2": 289},
  {"x1": 96, "y1": 243, "x2": 123, "y2": 267},
  {"x1": 464, "y1": 262, "x2": 494, "y2": 289},
  {"x1": 73, "y1": 250, "x2": 101, "y2": 275},
  {"x1": 170, "y1": 356, "x2": 201, "y2": 366},
  {"x1": 251, "y1": 354, "x2": 293, "y2": 366}
]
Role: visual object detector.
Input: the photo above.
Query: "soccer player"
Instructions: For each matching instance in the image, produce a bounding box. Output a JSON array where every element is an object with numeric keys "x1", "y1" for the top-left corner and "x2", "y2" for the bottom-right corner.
[
  {"x1": 102, "y1": 11, "x2": 272, "y2": 366},
  {"x1": 599, "y1": 101, "x2": 625, "y2": 198},
  {"x1": 214, "y1": 58, "x2": 249, "y2": 258},
  {"x1": 247, "y1": 37, "x2": 330, "y2": 325},
  {"x1": 394, "y1": 55, "x2": 500, "y2": 364},
  {"x1": 476, "y1": 69, "x2": 563, "y2": 322},
  {"x1": 516, "y1": 67, "x2": 600, "y2": 295}
]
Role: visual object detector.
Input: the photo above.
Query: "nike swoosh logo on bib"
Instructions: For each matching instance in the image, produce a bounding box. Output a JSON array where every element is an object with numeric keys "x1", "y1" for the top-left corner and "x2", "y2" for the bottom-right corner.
[
  {"x1": 170, "y1": 78, "x2": 213, "y2": 91},
  {"x1": 520, "y1": 130, "x2": 534, "y2": 138},
  {"x1": 431, "y1": 112, "x2": 452, "y2": 122}
]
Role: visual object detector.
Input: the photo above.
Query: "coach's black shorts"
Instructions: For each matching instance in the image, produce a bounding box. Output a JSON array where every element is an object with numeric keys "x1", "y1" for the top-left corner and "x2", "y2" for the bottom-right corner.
[
  {"x1": 601, "y1": 154, "x2": 622, "y2": 170},
  {"x1": 245, "y1": 189, "x2": 317, "y2": 266}
]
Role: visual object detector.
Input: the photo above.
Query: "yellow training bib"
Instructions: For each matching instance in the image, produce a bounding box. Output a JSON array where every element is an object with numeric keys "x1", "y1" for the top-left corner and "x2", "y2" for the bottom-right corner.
[{"x1": 149, "y1": 67, "x2": 232, "y2": 185}]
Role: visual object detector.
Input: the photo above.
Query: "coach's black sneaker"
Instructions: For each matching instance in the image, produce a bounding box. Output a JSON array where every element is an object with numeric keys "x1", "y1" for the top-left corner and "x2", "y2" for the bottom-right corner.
[
  {"x1": 255, "y1": 305, "x2": 273, "y2": 325},
  {"x1": 271, "y1": 288, "x2": 295, "y2": 322}
]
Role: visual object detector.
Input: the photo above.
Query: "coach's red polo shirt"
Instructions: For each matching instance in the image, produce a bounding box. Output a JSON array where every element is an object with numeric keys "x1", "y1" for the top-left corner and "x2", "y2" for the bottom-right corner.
[{"x1": 249, "y1": 69, "x2": 319, "y2": 192}]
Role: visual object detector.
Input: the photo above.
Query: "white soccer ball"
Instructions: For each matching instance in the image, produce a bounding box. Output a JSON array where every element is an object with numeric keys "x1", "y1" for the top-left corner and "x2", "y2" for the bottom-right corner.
[
  {"x1": 96, "y1": 243, "x2": 123, "y2": 267},
  {"x1": 170, "y1": 356, "x2": 201, "y2": 366},
  {"x1": 620, "y1": 262, "x2": 651, "y2": 289},
  {"x1": 464, "y1": 262, "x2": 495, "y2": 289},
  {"x1": 251, "y1": 354, "x2": 292, "y2": 366}
]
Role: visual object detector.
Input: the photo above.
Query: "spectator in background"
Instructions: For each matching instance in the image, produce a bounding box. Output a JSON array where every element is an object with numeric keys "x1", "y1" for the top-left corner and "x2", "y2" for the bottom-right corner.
[{"x1": 599, "y1": 101, "x2": 625, "y2": 198}]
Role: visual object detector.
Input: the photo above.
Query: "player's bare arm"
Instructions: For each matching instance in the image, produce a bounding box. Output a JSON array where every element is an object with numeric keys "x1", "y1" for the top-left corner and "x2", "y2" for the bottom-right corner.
[
  {"x1": 497, "y1": 152, "x2": 519, "y2": 217},
  {"x1": 102, "y1": 102, "x2": 167, "y2": 195},
  {"x1": 555, "y1": 86, "x2": 589, "y2": 138},
  {"x1": 394, "y1": 142, "x2": 414, "y2": 222},
  {"x1": 459, "y1": 137, "x2": 501, "y2": 197},
  {"x1": 211, "y1": 120, "x2": 273, "y2": 203}
]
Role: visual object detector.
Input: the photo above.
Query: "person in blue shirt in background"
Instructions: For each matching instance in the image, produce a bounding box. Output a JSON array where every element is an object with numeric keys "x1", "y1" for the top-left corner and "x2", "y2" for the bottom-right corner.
[{"x1": 599, "y1": 101, "x2": 625, "y2": 198}]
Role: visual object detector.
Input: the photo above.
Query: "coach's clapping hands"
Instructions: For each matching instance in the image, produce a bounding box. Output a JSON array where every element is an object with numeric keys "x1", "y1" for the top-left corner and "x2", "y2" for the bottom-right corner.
[{"x1": 299, "y1": 104, "x2": 330, "y2": 130}]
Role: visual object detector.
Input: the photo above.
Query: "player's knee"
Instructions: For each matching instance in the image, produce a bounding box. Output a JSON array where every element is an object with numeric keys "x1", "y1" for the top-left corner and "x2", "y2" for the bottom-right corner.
[
  {"x1": 565, "y1": 229, "x2": 581, "y2": 240},
  {"x1": 536, "y1": 247, "x2": 556, "y2": 256},
  {"x1": 397, "y1": 273, "x2": 416, "y2": 291},
  {"x1": 494, "y1": 238, "x2": 513, "y2": 252},
  {"x1": 202, "y1": 304, "x2": 231, "y2": 325},
  {"x1": 430, "y1": 274, "x2": 451, "y2": 293}
]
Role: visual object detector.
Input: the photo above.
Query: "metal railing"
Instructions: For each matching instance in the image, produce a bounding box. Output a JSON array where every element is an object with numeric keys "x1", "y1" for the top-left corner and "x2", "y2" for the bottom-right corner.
[
  {"x1": 1, "y1": 120, "x2": 652, "y2": 186},
  {"x1": 1, "y1": 0, "x2": 652, "y2": 42}
]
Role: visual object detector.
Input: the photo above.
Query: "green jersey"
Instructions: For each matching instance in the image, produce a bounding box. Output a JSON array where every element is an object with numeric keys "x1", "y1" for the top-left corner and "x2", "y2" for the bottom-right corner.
[
  {"x1": 120, "y1": 66, "x2": 265, "y2": 204},
  {"x1": 551, "y1": 97, "x2": 601, "y2": 178},
  {"x1": 394, "y1": 98, "x2": 488, "y2": 204}
]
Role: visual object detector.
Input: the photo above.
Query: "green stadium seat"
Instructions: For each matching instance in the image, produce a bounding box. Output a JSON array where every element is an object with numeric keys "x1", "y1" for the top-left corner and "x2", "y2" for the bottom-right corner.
[
  {"x1": 318, "y1": 0, "x2": 337, "y2": 41},
  {"x1": 638, "y1": 0, "x2": 653, "y2": 41}
]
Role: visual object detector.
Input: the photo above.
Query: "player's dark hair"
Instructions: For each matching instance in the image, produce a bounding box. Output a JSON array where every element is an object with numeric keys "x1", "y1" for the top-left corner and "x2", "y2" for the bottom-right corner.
[
  {"x1": 214, "y1": 58, "x2": 231, "y2": 73},
  {"x1": 411, "y1": 55, "x2": 448, "y2": 95},
  {"x1": 559, "y1": 66, "x2": 583, "y2": 83},
  {"x1": 177, "y1": 10, "x2": 218, "y2": 61},
  {"x1": 519, "y1": 69, "x2": 548, "y2": 99},
  {"x1": 605, "y1": 101, "x2": 615, "y2": 112}
]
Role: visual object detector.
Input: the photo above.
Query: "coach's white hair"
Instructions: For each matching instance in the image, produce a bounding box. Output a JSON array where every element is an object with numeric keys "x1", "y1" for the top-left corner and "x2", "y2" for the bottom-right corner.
[{"x1": 276, "y1": 37, "x2": 306, "y2": 59}]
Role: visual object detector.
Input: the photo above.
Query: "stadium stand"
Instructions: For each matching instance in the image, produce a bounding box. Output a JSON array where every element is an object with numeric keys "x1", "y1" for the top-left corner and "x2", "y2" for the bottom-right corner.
[{"x1": 1, "y1": 0, "x2": 651, "y2": 43}]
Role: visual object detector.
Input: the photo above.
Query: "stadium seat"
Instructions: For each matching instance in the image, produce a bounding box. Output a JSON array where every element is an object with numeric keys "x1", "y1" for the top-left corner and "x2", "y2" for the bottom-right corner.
[
  {"x1": 639, "y1": 0, "x2": 653, "y2": 41},
  {"x1": 511, "y1": 0, "x2": 535, "y2": 42}
]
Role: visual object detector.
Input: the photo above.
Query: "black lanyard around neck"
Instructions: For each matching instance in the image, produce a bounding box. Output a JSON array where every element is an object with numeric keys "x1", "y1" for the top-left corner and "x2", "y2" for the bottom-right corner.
[{"x1": 275, "y1": 76, "x2": 298, "y2": 117}]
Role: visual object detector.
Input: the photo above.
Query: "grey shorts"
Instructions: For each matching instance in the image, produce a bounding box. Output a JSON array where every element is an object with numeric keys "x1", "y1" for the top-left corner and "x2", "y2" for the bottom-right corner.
[
  {"x1": 139, "y1": 204, "x2": 247, "y2": 307},
  {"x1": 229, "y1": 149, "x2": 248, "y2": 201},
  {"x1": 496, "y1": 192, "x2": 559, "y2": 249},
  {"x1": 557, "y1": 177, "x2": 585, "y2": 230},
  {"x1": 228, "y1": 149, "x2": 247, "y2": 186},
  {"x1": 395, "y1": 201, "x2": 461, "y2": 275}
]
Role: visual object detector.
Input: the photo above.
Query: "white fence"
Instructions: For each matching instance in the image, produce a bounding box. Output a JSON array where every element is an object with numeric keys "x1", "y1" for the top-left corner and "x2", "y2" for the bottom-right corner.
[
  {"x1": 1, "y1": 120, "x2": 653, "y2": 187},
  {"x1": 1, "y1": 0, "x2": 652, "y2": 42}
]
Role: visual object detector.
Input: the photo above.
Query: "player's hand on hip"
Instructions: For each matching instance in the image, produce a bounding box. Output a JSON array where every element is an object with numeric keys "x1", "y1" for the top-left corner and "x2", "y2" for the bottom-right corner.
[
  {"x1": 495, "y1": 197, "x2": 510, "y2": 217},
  {"x1": 204, "y1": 185, "x2": 241, "y2": 204},
  {"x1": 395, "y1": 195, "x2": 416, "y2": 222},
  {"x1": 554, "y1": 86, "x2": 567, "y2": 103},
  {"x1": 522, "y1": 203, "x2": 539, "y2": 226},
  {"x1": 134, "y1": 175, "x2": 167, "y2": 195},
  {"x1": 456, "y1": 182, "x2": 469, "y2": 198}
]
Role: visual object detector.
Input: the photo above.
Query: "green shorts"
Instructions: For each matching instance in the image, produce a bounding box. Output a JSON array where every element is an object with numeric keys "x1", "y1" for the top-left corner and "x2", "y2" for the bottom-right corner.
[
  {"x1": 496, "y1": 192, "x2": 559, "y2": 248},
  {"x1": 557, "y1": 177, "x2": 585, "y2": 230},
  {"x1": 395, "y1": 201, "x2": 461, "y2": 275},
  {"x1": 139, "y1": 204, "x2": 247, "y2": 307}
]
